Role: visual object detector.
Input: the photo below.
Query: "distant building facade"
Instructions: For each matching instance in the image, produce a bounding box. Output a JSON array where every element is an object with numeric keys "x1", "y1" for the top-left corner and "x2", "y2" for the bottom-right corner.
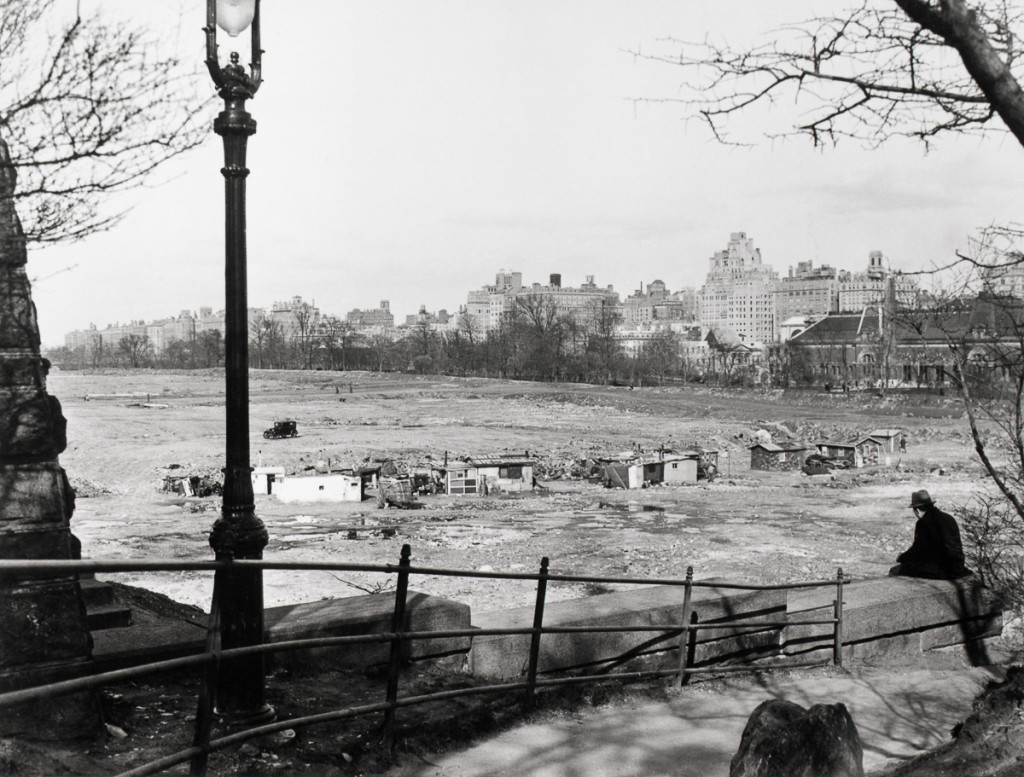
[
  {"x1": 467, "y1": 271, "x2": 620, "y2": 333},
  {"x1": 347, "y1": 300, "x2": 395, "y2": 333},
  {"x1": 836, "y1": 251, "x2": 919, "y2": 312},
  {"x1": 775, "y1": 260, "x2": 839, "y2": 322},
  {"x1": 700, "y1": 232, "x2": 779, "y2": 346}
]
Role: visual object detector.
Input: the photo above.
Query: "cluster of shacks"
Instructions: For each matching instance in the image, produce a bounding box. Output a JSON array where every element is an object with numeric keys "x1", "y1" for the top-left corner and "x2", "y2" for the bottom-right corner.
[
  {"x1": 749, "y1": 428, "x2": 904, "y2": 471},
  {"x1": 249, "y1": 454, "x2": 540, "y2": 502},
  {"x1": 596, "y1": 449, "x2": 719, "y2": 489}
]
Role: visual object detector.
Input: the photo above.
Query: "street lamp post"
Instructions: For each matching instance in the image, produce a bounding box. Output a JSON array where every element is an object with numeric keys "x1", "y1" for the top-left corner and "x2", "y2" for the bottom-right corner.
[{"x1": 204, "y1": 0, "x2": 272, "y2": 725}]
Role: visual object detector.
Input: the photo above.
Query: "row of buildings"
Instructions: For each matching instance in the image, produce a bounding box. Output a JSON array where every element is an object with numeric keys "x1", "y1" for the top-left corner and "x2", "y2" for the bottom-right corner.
[
  {"x1": 65, "y1": 231, "x2": 927, "y2": 356},
  {"x1": 64, "y1": 296, "x2": 322, "y2": 354}
]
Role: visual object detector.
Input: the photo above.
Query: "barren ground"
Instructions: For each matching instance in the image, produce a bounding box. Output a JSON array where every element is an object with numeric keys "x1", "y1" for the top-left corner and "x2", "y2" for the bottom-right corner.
[
  {"x1": 53, "y1": 369, "x2": 983, "y2": 612},
  {"x1": 10, "y1": 369, "x2": 1012, "y2": 776}
]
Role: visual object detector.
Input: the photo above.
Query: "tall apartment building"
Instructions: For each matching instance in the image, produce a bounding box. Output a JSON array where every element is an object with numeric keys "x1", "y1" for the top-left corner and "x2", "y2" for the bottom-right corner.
[
  {"x1": 270, "y1": 295, "x2": 320, "y2": 336},
  {"x1": 403, "y1": 305, "x2": 455, "y2": 332},
  {"x1": 775, "y1": 260, "x2": 839, "y2": 322},
  {"x1": 467, "y1": 271, "x2": 619, "y2": 333},
  {"x1": 666, "y1": 287, "x2": 699, "y2": 322},
  {"x1": 346, "y1": 300, "x2": 395, "y2": 332},
  {"x1": 837, "y1": 251, "x2": 919, "y2": 311},
  {"x1": 622, "y1": 280, "x2": 698, "y2": 326},
  {"x1": 700, "y1": 232, "x2": 779, "y2": 345},
  {"x1": 64, "y1": 306, "x2": 245, "y2": 355},
  {"x1": 464, "y1": 270, "x2": 523, "y2": 331},
  {"x1": 981, "y1": 261, "x2": 1024, "y2": 297}
]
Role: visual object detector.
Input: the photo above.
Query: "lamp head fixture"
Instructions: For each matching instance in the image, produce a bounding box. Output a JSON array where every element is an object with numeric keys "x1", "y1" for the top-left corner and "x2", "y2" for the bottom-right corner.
[
  {"x1": 206, "y1": 0, "x2": 262, "y2": 97},
  {"x1": 217, "y1": 0, "x2": 255, "y2": 37}
]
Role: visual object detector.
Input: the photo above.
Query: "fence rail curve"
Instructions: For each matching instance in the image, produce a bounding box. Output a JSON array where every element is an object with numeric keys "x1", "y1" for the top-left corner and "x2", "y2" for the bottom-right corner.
[{"x1": 0, "y1": 548, "x2": 847, "y2": 777}]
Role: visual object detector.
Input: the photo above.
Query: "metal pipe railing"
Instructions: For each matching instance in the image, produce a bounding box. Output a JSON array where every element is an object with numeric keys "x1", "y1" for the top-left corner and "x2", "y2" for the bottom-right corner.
[{"x1": 0, "y1": 550, "x2": 848, "y2": 777}]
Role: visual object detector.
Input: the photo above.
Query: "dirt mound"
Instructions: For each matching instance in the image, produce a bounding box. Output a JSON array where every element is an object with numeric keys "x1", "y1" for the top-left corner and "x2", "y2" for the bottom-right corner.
[{"x1": 68, "y1": 475, "x2": 112, "y2": 498}]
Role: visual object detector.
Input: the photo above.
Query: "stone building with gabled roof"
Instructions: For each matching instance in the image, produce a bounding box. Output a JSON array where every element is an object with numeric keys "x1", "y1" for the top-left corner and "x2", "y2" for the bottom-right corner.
[{"x1": 749, "y1": 441, "x2": 809, "y2": 471}]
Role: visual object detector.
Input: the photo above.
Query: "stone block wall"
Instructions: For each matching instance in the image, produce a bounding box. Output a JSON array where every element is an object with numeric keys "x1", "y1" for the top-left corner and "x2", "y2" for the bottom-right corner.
[{"x1": 0, "y1": 137, "x2": 100, "y2": 738}]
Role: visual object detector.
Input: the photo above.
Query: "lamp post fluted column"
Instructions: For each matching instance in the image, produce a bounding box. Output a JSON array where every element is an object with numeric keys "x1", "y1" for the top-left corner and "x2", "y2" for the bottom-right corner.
[{"x1": 205, "y1": 0, "x2": 272, "y2": 725}]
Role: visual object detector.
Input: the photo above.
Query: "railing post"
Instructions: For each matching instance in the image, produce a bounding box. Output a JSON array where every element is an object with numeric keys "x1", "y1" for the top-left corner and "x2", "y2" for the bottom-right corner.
[
  {"x1": 833, "y1": 567, "x2": 844, "y2": 667},
  {"x1": 677, "y1": 566, "x2": 694, "y2": 686},
  {"x1": 524, "y1": 556, "x2": 549, "y2": 710},
  {"x1": 383, "y1": 544, "x2": 412, "y2": 758},
  {"x1": 190, "y1": 575, "x2": 223, "y2": 777}
]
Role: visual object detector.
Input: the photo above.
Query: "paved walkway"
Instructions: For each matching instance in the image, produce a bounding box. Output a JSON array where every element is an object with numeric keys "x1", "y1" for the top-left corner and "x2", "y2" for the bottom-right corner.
[{"x1": 383, "y1": 666, "x2": 1003, "y2": 777}]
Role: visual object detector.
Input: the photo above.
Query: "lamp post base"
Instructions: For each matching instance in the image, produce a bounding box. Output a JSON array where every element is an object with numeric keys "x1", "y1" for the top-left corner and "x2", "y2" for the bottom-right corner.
[{"x1": 214, "y1": 702, "x2": 276, "y2": 728}]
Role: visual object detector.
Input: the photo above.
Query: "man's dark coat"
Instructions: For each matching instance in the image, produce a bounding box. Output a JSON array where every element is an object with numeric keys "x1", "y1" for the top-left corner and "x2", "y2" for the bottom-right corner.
[{"x1": 896, "y1": 505, "x2": 971, "y2": 579}]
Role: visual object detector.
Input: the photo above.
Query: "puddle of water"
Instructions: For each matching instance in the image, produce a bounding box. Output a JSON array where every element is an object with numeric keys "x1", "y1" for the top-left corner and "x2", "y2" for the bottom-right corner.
[{"x1": 597, "y1": 501, "x2": 666, "y2": 513}]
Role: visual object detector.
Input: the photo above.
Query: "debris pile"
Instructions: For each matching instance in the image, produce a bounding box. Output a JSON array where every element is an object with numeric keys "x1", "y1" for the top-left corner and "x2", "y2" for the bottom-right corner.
[{"x1": 162, "y1": 474, "x2": 223, "y2": 498}]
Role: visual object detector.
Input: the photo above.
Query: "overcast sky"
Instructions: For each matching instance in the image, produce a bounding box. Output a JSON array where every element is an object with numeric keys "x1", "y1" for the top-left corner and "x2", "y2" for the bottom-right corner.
[{"x1": 30, "y1": 1, "x2": 1024, "y2": 346}]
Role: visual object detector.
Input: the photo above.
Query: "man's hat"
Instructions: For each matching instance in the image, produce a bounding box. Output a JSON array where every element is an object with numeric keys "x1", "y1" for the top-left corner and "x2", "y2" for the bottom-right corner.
[{"x1": 910, "y1": 489, "x2": 933, "y2": 509}]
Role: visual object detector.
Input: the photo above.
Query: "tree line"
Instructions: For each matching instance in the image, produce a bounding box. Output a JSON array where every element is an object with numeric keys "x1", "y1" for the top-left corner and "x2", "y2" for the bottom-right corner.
[{"x1": 48, "y1": 295, "x2": 750, "y2": 386}]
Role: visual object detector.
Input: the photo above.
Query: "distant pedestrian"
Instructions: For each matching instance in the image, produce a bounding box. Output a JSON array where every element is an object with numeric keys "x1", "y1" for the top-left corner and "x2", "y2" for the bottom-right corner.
[
  {"x1": 899, "y1": 436, "x2": 907, "y2": 453},
  {"x1": 889, "y1": 490, "x2": 971, "y2": 580}
]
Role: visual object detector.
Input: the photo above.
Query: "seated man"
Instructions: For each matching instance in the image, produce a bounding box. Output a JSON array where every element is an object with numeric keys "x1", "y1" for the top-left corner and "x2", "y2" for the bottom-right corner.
[{"x1": 889, "y1": 489, "x2": 972, "y2": 579}]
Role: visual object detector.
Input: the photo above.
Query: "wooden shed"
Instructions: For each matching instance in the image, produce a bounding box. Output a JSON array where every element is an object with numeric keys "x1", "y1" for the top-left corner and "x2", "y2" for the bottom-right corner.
[
  {"x1": 868, "y1": 428, "x2": 903, "y2": 455},
  {"x1": 749, "y1": 442, "x2": 808, "y2": 471},
  {"x1": 446, "y1": 456, "x2": 536, "y2": 495},
  {"x1": 814, "y1": 436, "x2": 885, "y2": 468}
]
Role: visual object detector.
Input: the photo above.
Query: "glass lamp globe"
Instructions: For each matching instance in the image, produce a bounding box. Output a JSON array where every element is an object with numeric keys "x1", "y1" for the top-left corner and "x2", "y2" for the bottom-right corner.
[{"x1": 216, "y1": 0, "x2": 256, "y2": 37}]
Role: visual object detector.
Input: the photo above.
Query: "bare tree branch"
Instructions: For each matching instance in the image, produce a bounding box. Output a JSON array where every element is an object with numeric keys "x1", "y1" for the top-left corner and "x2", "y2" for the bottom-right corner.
[
  {"x1": 0, "y1": 0, "x2": 212, "y2": 245},
  {"x1": 635, "y1": 1, "x2": 1024, "y2": 148}
]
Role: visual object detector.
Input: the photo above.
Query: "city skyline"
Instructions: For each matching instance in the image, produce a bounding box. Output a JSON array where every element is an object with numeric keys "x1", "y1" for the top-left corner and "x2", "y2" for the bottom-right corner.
[
  {"x1": 57, "y1": 239, "x2": 901, "y2": 336},
  {"x1": 28, "y1": 1, "x2": 1024, "y2": 347},
  {"x1": 61, "y1": 237, "x2": 914, "y2": 354}
]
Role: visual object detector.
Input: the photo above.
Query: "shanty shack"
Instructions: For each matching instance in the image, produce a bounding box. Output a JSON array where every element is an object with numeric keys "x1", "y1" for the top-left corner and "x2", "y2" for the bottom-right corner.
[
  {"x1": 814, "y1": 436, "x2": 885, "y2": 468},
  {"x1": 661, "y1": 452, "x2": 700, "y2": 484},
  {"x1": 446, "y1": 456, "x2": 536, "y2": 495},
  {"x1": 749, "y1": 442, "x2": 808, "y2": 471},
  {"x1": 601, "y1": 452, "x2": 699, "y2": 489},
  {"x1": 251, "y1": 466, "x2": 287, "y2": 495},
  {"x1": 272, "y1": 472, "x2": 364, "y2": 503},
  {"x1": 869, "y1": 428, "x2": 904, "y2": 456},
  {"x1": 696, "y1": 449, "x2": 719, "y2": 480}
]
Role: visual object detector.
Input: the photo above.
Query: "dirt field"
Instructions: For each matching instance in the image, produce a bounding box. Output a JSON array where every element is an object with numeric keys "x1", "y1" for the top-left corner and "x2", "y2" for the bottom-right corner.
[{"x1": 51, "y1": 369, "x2": 986, "y2": 615}]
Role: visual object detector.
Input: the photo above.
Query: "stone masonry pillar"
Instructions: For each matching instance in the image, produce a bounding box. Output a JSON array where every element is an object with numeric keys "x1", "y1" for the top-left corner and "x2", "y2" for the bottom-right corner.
[{"x1": 0, "y1": 137, "x2": 101, "y2": 738}]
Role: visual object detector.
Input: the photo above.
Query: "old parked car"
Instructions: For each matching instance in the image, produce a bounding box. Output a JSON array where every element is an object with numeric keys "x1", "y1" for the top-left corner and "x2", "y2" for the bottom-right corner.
[
  {"x1": 802, "y1": 453, "x2": 847, "y2": 476},
  {"x1": 263, "y1": 420, "x2": 298, "y2": 439}
]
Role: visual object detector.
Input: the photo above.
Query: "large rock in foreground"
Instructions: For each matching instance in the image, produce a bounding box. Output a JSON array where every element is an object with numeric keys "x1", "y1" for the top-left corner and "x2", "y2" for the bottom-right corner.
[{"x1": 730, "y1": 698, "x2": 864, "y2": 777}]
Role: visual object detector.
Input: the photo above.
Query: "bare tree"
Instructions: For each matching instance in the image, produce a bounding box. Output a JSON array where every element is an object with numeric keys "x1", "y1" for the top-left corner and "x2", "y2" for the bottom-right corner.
[
  {"x1": 515, "y1": 294, "x2": 567, "y2": 380},
  {"x1": 319, "y1": 316, "x2": 357, "y2": 371},
  {"x1": 584, "y1": 298, "x2": 624, "y2": 385},
  {"x1": 249, "y1": 312, "x2": 286, "y2": 369},
  {"x1": 640, "y1": 331, "x2": 679, "y2": 386},
  {"x1": 645, "y1": 1, "x2": 1024, "y2": 148},
  {"x1": 369, "y1": 332, "x2": 395, "y2": 373},
  {"x1": 116, "y1": 333, "x2": 152, "y2": 368},
  {"x1": 291, "y1": 302, "x2": 320, "y2": 370},
  {"x1": 1, "y1": 0, "x2": 209, "y2": 244}
]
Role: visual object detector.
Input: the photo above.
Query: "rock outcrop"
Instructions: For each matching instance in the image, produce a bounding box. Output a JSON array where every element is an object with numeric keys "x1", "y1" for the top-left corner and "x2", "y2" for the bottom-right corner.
[{"x1": 730, "y1": 698, "x2": 864, "y2": 777}]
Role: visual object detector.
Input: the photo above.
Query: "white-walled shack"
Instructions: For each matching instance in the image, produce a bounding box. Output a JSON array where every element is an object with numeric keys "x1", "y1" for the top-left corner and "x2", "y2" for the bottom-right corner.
[
  {"x1": 446, "y1": 456, "x2": 536, "y2": 495},
  {"x1": 661, "y1": 453, "x2": 699, "y2": 484},
  {"x1": 601, "y1": 452, "x2": 699, "y2": 489},
  {"x1": 272, "y1": 473, "x2": 363, "y2": 503},
  {"x1": 252, "y1": 466, "x2": 287, "y2": 495}
]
